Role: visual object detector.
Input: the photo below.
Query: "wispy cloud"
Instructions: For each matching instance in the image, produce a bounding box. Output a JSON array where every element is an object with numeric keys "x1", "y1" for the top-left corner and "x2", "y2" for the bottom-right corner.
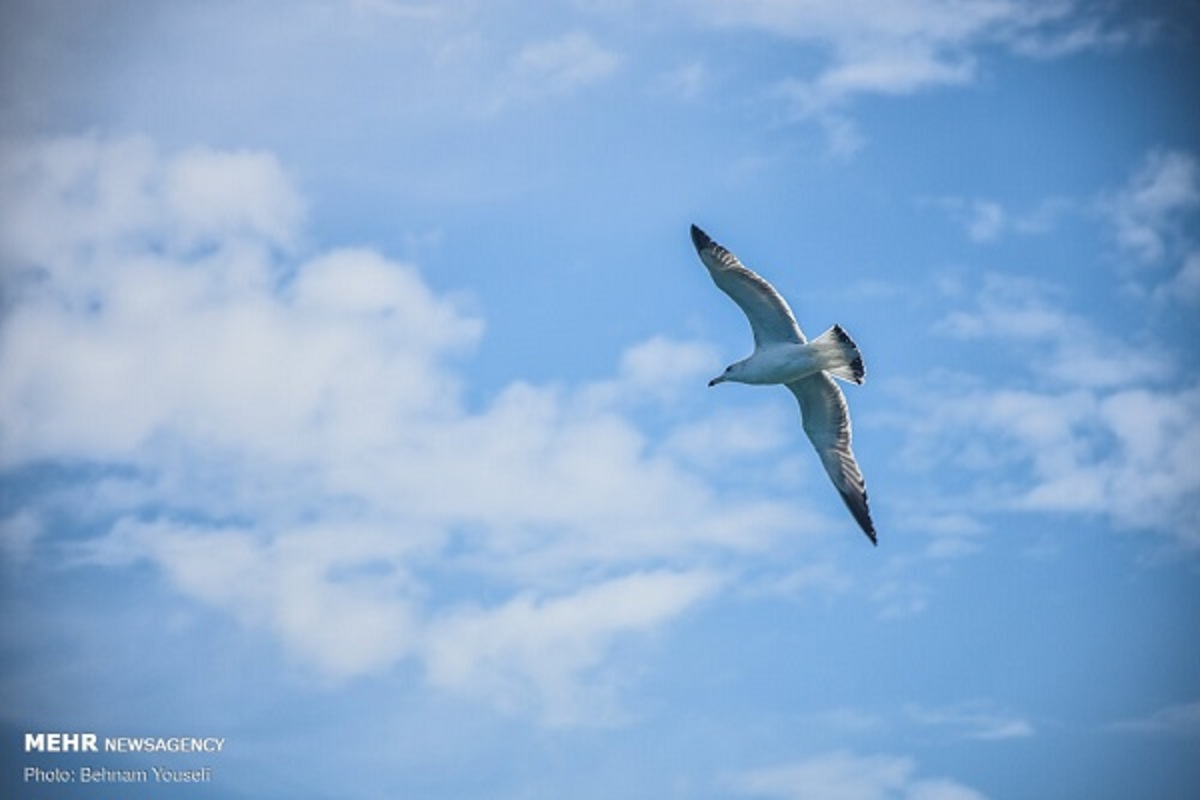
[
  {"x1": 1107, "y1": 700, "x2": 1200, "y2": 737},
  {"x1": 906, "y1": 701, "x2": 1036, "y2": 741},
  {"x1": 1106, "y1": 148, "x2": 1199, "y2": 264},
  {"x1": 1102, "y1": 148, "x2": 1200, "y2": 304},
  {"x1": 929, "y1": 147, "x2": 1200, "y2": 304},
  {"x1": 347, "y1": 0, "x2": 445, "y2": 20},
  {"x1": 936, "y1": 272, "x2": 1171, "y2": 389},
  {"x1": 1005, "y1": 9, "x2": 1157, "y2": 59},
  {"x1": 690, "y1": 0, "x2": 1144, "y2": 155},
  {"x1": 0, "y1": 510, "x2": 43, "y2": 567},
  {"x1": 732, "y1": 750, "x2": 987, "y2": 800},
  {"x1": 1158, "y1": 251, "x2": 1200, "y2": 305},
  {"x1": 927, "y1": 195, "x2": 1074, "y2": 243},
  {"x1": 652, "y1": 60, "x2": 708, "y2": 101},
  {"x1": 423, "y1": 569, "x2": 721, "y2": 725},
  {"x1": 488, "y1": 30, "x2": 622, "y2": 112}
]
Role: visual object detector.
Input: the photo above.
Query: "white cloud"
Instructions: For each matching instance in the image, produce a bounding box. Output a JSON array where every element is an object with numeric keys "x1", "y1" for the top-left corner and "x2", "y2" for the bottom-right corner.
[
  {"x1": 663, "y1": 406, "x2": 788, "y2": 468},
  {"x1": 1108, "y1": 700, "x2": 1200, "y2": 737},
  {"x1": 814, "y1": 45, "x2": 975, "y2": 98},
  {"x1": 733, "y1": 750, "x2": 987, "y2": 800},
  {"x1": 1155, "y1": 251, "x2": 1200, "y2": 305},
  {"x1": 489, "y1": 30, "x2": 621, "y2": 111},
  {"x1": 1107, "y1": 149, "x2": 1199, "y2": 263},
  {"x1": 927, "y1": 195, "x2": 1074, "y2": 243},
  {"x1": 764, "y1": 561, "x2": 855, "y2": 598},
  {"x1": 933, "y1": 149, "x2": 1200, "y2": 303},
  {"x1": 80, "y1": 516, "x2": 721, "y2": 724},
  {"x1": 614, "y1": 335, "x2": 720, "y2": 401},
  {"x1": 905, "y1": 781, "x2": 991, "y2": 800},
  {"x1": 963, "y1": 200, "x2": 1006, "y2": 243},
  {"x1": 81, "y1": 517, "x2": 424, "y2": 677},
  {"x1": 899, "y1": 378, "x2": 1200, "y2": 544},
  {"x1": 689, "y1": 0, "x2": 1139, "y2": 152},
  {"x1": 0, "y1": 510, "x2": 44, "y2": 567},
  {"x1": 907, "y1": 512, "x2": 988, "y2": 560},
  {"x1": 164, "y1": 145, "x2": 306, "y2": 250},
  {"x1": 871, "y1": 577, "x2": 930, "y2": 619},
  {"x1": 347, "y1": 0, "x2": 445, "y2": 20},
  {"x1": 886, "y1": 268, "x2": 1200, "y2": 547},
  {"x1": 0, "y1": 135, "x2": 305, "y2": 273},
  {"x1": 1103, "y1": 148, "x2": 1200, "y2": 304},
  {"x1": 514, "y1": 31, "x2": 620, "y2": 90},
  {"x1": 802, "y1": 707, "x2": 888, "y2": 735},
  {"x1": 936, "y1": 272, "x2": 1171, "y2": 389},
  {"x1": 653, "y1": 60, "x2": 708, "y2": 101},
  {"x1": 423, "y1": 569, "x2": 721, "y2": 725},
  {"x1": 905, "y1": 701, "x2": 1035, "y2": 741},
  {"x1": 0, "y1": 134, "x2": 805, "y2": 723},
  {"x1": 1006, "y1": 11, "x2": 1155, "y2": 59},
  {"x1": 0, "y1": 245, "x2": 478, "y2": 466}
]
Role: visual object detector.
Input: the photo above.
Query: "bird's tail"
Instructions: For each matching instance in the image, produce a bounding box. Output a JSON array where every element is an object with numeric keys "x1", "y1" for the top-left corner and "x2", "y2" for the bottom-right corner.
[{"x1": 811, "y1": 325, "x2": 865, "y2": 384}]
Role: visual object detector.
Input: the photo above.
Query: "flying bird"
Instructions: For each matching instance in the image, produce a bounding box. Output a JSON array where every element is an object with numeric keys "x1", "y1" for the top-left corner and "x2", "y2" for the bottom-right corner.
[{"x1": 690, "y1": 224, "x2": 877, "y2": 544}]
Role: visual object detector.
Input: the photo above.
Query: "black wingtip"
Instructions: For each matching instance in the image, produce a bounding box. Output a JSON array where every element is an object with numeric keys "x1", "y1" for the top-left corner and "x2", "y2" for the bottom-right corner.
[
  {"x1": 863, "y1": 513, "x2": 878, "y2": 545},
  {"x1": 690, "y1": 224, "x2": 711, "y2": 252},
  {"x1": 839, "y1": 488, "x2": 877, "y2": 545}
]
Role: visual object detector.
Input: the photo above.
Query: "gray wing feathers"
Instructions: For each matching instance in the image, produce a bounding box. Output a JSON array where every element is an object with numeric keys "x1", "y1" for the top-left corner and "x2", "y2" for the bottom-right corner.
[
  {"x1": 788, "y1": 373, "x2": 876, "y2": 544},
  {"x1": 691, "y1": 225, "x2": 805, "y2": 347}
]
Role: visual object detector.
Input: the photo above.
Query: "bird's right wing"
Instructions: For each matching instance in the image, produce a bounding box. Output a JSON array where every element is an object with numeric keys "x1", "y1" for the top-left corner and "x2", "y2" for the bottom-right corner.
[
  {"x1": 787, "y1": 373, "x2": 876, "y2": 544},
  {"x1": 691, "y1": 225, "x2": 805, "y2": 347}
]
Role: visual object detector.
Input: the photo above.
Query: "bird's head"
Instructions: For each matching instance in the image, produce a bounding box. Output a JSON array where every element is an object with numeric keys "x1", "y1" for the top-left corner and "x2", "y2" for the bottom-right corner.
[{"x1": 708, "y1": 362, "x2": 739, "y2": 387}]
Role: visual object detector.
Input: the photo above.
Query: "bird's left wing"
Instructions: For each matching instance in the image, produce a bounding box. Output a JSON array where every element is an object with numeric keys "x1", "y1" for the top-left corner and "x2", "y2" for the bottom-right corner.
[
  {"x1": 691, "y1": 225, "x2": 805, "y2": 347},
  {"x1": 787, "y1": 373, "x2": 876, "y2": 544}
]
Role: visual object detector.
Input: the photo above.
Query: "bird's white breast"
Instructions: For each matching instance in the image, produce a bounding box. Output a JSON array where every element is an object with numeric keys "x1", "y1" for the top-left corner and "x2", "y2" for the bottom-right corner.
[{"x1": 738, "y1": 344, "x2": 823, "y2": 385}]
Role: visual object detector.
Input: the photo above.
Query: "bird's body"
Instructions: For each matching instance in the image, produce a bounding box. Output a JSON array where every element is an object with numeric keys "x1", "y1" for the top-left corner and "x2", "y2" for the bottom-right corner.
[
  {"x1": 708, "y1": 325, "x2": 864, "y2": 387},
  {"x1": 690, "y1": 224, "x2": 877, "y2": 544},
  {"x1": 714, "y1": 342, "x2": 826, "y2": 385}
]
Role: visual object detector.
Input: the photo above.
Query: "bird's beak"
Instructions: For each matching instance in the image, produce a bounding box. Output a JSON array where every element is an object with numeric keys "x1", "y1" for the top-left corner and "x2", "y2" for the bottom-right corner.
[{"x1": 708, "y1": 375, "x2": 724, "y2": 387}]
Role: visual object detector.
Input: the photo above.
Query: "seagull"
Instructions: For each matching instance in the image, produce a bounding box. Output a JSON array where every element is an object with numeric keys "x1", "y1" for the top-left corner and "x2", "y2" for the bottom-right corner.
[{"x1": 690, "y1": 224, "x2": 877, "y2": 544}]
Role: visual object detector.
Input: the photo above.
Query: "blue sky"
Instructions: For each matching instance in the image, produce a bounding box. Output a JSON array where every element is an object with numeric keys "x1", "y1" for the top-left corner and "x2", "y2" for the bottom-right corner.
[{"x1": 1, "y1": 1, "x2": 1198, "y2": 798}]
